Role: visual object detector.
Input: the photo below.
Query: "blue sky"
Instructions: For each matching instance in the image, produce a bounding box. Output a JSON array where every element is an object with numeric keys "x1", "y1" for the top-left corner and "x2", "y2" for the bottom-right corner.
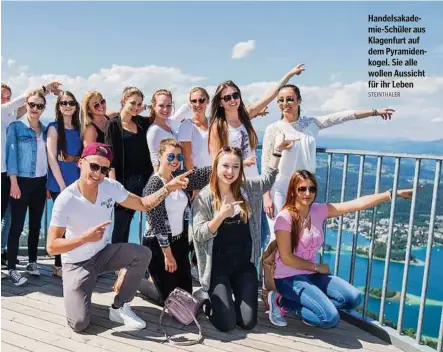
[
  {"x1": 2, "y1": 1, "x2": 443, "y2": 140},
  {"x1": 3, "y1": 1, "x2": 442, "y2": 85}
]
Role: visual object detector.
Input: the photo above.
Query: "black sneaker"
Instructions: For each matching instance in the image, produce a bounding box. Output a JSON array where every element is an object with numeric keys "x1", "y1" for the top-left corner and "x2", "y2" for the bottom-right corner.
[{"x1": 8, "y1": 269, "x2": 27, "y2": 286}]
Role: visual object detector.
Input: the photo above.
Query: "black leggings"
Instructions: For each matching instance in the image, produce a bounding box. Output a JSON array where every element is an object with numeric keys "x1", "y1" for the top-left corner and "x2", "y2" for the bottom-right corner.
[
  {"x1": 143, "y1": 233, "x2": 192, "y2": 303},
  {"x1": 8, "y1": 176, "x2": 46, "y2": 270},
  {"x1": 208, "y1": 261, "x2": 258, "y2": 332},
  {"x1": 112, "y1": 174, "x2": 146, "y2": 244},
  {"x1": 50, "y1": 191, "x2": 62, "y2": 267}
]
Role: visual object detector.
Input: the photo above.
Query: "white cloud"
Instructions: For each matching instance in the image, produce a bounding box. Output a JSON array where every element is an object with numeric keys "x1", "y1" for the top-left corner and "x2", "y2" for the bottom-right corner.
[
  {"x1": 231, "y1": 40, "x2": 255, "y2": 59},
  {"x1": 2, "y1": 57, "x2": 442, "y2": 141}
]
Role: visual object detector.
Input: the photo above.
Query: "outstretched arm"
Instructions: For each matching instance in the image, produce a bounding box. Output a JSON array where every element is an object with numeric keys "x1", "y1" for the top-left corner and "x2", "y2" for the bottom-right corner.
[
  {"x1": 327, "y1": 189, "x2": 413, "y2": 218},
  {"x1": 314, "y1": 108, "x2": 395, "y2": 130},
  {"x1": 246, "y1": 63, "x2": 305, "y2": 119}
]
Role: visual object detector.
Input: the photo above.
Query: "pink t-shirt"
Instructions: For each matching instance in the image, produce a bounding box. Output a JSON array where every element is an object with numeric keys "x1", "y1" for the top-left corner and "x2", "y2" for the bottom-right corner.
[{"x1": 273, "y1": 203, "x2": 328, "y2": 279}]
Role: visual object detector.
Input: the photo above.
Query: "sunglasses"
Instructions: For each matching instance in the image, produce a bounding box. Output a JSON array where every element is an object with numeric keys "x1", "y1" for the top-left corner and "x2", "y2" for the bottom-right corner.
[
  {"x1": 221, "y1": 92, "x2": 241, "y2": 102},
  {"x1": 190, "y1": 98, "x2": 206, "y2": 104},
  {"x1": 167, "y1": 153, "x2": 184, "y2": 163},
  {"x1": 28, "y1": 102, "x2": 46, "y2": 110},
  {"x1": 83, "y1": 159, "x2": 110, "y2": 175},
  {"x1": 129, "y1": 101, "x2": 143, "y2": 107},
  {"x1": 59, "y1": 100, "x2": 76, "y2": 107},
  {"x1": 277, "y1": 97, "x2": 295, "y2": 104},
  {"x1": 93, "y1": 98, "x2": 106, "y2": 110},
  {"x1": 297, "y1": 186, "x2": 317, "y2": 193}
]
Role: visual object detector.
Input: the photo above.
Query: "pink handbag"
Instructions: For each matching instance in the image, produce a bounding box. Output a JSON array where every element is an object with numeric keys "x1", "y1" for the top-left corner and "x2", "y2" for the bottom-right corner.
[{"x1": 159, "y1": 288, "x2": 203, "y2": 345}]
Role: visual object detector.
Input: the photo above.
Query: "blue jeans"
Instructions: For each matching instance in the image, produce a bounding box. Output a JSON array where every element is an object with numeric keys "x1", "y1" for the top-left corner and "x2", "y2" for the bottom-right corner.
[{"x1": 275, "y1": 273, "x2": 361, "y2": 329}]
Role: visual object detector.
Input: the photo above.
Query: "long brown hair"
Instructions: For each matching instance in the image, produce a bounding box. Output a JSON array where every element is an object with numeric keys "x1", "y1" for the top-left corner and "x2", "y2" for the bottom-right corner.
[
  {"x1": 55, "y1": 91, "x2": 81, "y2": 159},
  {"x1": 209, "y1": 146, "x2": 249, "y2": 223},
  {"x1": 209, "y1": 80, "x2": 258, "y2": 151},
  {"x1": 282, "y1": 170, "x2": 318, "y2": 251}
]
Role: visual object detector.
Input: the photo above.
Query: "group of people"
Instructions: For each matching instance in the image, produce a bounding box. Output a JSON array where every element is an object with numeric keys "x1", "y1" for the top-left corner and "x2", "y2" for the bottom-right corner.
[{"x1": 1, "y1": 63, "x2": 414, "y2": 335}]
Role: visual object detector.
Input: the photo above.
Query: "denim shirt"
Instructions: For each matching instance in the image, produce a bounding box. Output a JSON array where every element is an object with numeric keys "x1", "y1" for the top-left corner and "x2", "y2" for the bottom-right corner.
[{"x1": 6, "y1": 117, "x2": 47, "y2": 178}]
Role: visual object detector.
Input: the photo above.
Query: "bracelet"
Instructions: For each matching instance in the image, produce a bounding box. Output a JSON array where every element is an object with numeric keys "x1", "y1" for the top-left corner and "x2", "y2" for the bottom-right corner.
[
  {"x1": 388, "y1": 189, "x2": 393, "y2": 200},
  {"x1": 372, "y1": 108, "x2": 378, "y2": 116},
  {"x1": 273, "y1": 150, "x2": 282, "y2": 157}
]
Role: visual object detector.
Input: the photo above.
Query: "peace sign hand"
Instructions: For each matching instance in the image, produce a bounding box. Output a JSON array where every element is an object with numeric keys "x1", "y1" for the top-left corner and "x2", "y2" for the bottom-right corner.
[{"x1": 219, "y1": 196, "x2": 243, "y2": 220}]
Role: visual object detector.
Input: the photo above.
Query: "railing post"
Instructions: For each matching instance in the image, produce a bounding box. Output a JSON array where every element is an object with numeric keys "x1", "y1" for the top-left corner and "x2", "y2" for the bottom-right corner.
[
  {"x1": 416, "y1": 160, "x2": 441, "y2": 343},
  {"x1": 334, "y1": 154, "x2": 348, "y2": 276},
  {"x1": 379, "y1": 157, "x2": 400, "y2": 325},
  {"x1": 363, "y1": 156, "x2": 382, "y2": 319},
  {"x1": 349, "y1": 155, "x2": 365, "y2": 285},
  {"x1": 138, "y1": 211, "x2": 143, "y2": 245},
  {"x1": 321, "y1": 153, "x2": 333, "y2": 264},
  {"x1": 397, "y1": 158, "x2": 421, "y2": 334},
  {"x1": 437, "y1": 304, "x2": 443, "y2": 352}
]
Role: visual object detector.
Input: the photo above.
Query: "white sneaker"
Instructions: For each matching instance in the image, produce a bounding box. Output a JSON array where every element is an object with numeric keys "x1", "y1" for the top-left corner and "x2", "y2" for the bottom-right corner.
[
  {"x1": 25, "y1": 262, "x2": 40, "y2": 276},
  {"x1": 109, "y1": 303, "x2": 146, "y2": 329}
]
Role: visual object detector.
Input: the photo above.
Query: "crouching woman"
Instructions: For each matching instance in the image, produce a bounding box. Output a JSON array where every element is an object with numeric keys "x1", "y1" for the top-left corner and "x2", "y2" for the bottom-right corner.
[
  {"x1": 267, "y1": 170, "x2": 413, "y2": 328},
  {"x1": 190, "y1": 138, "x2": 291, "y2": 332}
]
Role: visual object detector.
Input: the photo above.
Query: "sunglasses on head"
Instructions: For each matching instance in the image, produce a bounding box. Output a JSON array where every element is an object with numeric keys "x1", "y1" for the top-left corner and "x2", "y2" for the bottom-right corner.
[
  {"x1": 167, "y1": 153, "x2": 184, "y2": 163},
  {"x1": 83, "y1": 158, "x2": 110, "y2": 175},
  {"x1": 222, "y1": 146, "x2": 242, "y2": 155},
  {"x1": 28, "y1": 102, "x2": 45, "y2": 110},
  {"x1": 297, "y1": 186, "x2": 317, "y2": 193},
  {"x1": 277, "y1": 97, "x2": 295, "y2": 104},
  {"x1": 221, "y1": 92, "x2": 241, "y2": 102},
  {"x1": 93, "y1": 98, "x2": 106, "y2": 110},
  {"x1": 59, "y1": 100, "x2": 76, "y2": 107},
  {"x1": 190, "y1": 98, "x2": 206, "y2": 104}
]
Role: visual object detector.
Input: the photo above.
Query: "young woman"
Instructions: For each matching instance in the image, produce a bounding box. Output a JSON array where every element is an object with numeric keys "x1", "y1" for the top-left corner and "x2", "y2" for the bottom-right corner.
[
  {"x1": 105, "y1": 87, "x2": 153, "y2": 244},
  {"x1": 146, "y1": 90, "x2": 178, "y2": 172},
  {"x1": 178, "y1": 87, "x2": 212, "y2": 170},
  {"x1": 190, "y1": 137, "x2": 292, "y2": 332},
  {"x1": 46, "y1": 91, "x2": 82, "y2": 277},
  {"x1": 6, "y1": 90, "x2": 51, "y2": 285},
  {"x1": 261, "y1": 84, "x2": 395, "y2": 229},
  {"x1": 208, "y1": 63, "x2": 304, "y2": 179},
  {"x1": 267, "y1": 170, "x2": 413, "y2": 328},
  {"x1": 81, "y1": 91, "x2": 118, "y2": 147},
  {"x1": 143, "y1": 138, "x2": 211, "y2": 302}
]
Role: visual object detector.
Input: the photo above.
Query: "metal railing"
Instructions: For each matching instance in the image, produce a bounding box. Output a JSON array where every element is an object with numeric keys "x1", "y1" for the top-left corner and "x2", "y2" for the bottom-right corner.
[{"x1": 29, "y1": 147, "x2": 443, "y2": 351}]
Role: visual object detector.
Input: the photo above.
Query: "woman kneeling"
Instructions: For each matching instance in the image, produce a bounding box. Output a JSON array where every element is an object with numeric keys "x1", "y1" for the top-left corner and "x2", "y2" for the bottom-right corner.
[
  {"x1": 191, "y1": 138, "x2": 291, "y2": 332},
  {"x1": 267, "y1": 170, "x2": 412, "y2": 328}
]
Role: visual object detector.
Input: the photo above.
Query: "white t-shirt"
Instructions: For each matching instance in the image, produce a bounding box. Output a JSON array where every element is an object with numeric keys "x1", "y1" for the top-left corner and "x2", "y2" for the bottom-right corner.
[
  {"x1": 178, "y1": 119, "x2": 211, "y2": 168},
  {"x1": 228, "y1": 124, "x2": 259, "y2": 179},
  {"x1": 146, "y1": 123, "x2": 177, "y2": 167},
  {"x1": 50, "y1": 178, "x2": 129, "y2": 264},
  {"x1": 35, "y1": 134, "x2": 48, "y2": 177},
  {"x1": 1, "y1": 93, "x2": 26, "y2": 173},
  {"x1": 165, "y1": 189, "x2": 188, "y2": 236}
]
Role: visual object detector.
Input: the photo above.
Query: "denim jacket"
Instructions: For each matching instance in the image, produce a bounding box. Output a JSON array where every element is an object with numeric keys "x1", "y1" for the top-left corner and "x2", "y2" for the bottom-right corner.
[{"x1": 6, "y1": 117, "x2": 47, "y2": 177}]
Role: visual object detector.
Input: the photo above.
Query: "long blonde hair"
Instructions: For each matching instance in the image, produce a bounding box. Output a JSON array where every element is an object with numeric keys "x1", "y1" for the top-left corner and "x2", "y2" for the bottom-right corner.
[
  {"x1": 148, "y1": 89, "x2": 173, "y2": 123},
  {"x1": 80, "y1": 91, "x2": 103, "y2": 137},
  {"x1": 209, "y1": 146, "x2": 249, "y2": 223}
]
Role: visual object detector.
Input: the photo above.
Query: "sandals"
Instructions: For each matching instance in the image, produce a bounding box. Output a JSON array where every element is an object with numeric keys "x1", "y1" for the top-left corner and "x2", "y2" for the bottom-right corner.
[{"x1": 52, "y1": 266, "x2": 63, "y2": 278}]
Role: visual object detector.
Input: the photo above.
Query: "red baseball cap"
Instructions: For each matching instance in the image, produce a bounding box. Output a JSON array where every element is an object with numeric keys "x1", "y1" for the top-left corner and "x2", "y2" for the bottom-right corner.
[{"x1": 81, "y1": 143, "x2": 113, "y2": 163}]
